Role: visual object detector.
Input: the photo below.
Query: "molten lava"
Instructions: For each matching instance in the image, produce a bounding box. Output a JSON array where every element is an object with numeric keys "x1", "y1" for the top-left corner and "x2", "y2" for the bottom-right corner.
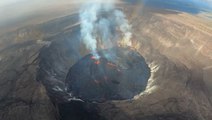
[{"x1": 94, "y1": 60, "x2": 100, "y2": 65}]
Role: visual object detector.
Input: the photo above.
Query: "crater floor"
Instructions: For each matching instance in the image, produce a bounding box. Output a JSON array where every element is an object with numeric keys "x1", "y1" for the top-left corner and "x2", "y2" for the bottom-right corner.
[{"x1": 66, "y1": 47, "x2": 150, "y2": 102}]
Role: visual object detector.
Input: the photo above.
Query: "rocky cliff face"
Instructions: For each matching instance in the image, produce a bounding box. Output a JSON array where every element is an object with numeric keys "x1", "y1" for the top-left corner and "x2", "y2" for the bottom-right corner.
[{"x1": 0, "y1": 4, "x2": 212, "y2": 120}]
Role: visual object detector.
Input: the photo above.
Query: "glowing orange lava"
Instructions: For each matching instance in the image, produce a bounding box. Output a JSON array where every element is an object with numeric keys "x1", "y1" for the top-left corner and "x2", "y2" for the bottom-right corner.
[{"x1": 94, "y1": 60, "x2": 100, "y2": 65}]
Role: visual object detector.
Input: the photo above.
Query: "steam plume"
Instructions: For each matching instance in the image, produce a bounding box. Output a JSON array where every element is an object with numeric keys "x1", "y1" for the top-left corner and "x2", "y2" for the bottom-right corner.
[
  {"x1": 113, "y1": 9, "x2": 132, "y2": 46},
  {"x1": 80, "y1": 0, "x2": 132, "y2": 58},
  {"x1": 80, "y1": 2, "x2": 101, "y2": 58}
]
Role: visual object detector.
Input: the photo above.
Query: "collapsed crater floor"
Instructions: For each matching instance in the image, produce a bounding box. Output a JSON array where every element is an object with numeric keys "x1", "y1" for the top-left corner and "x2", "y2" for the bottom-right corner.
[{"x1": 66, "y1": 47, "x2": 150, "y2": 102}]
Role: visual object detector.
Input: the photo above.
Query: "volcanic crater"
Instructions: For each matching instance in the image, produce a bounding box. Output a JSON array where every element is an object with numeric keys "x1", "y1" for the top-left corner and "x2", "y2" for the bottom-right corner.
[{"x1": 37, "y1": 36, "x2": 151, "y2": 119}]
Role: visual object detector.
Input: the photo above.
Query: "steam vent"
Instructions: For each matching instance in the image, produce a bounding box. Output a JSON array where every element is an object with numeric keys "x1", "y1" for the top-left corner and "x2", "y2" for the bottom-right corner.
[{"x1": 65, "y1": 47, "x2": 151, "y2": 102}]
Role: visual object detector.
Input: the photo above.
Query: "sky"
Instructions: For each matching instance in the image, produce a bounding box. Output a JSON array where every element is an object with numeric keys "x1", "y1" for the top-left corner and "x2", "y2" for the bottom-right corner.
[
  {"x1": 0, "y1": 0, "x2": 19, "y2": 5},
  {"x1": 0, "y1": 0, "x2": 211, "y2": 34},
  {"x1": 0, "y1": 0, "x2": 27, "y2": 6}
]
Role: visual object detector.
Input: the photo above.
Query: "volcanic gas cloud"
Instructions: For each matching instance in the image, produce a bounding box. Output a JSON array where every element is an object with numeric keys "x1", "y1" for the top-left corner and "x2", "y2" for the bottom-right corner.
[{"x1": 80, "y1": 0, "x2": 132, "y2": 58}]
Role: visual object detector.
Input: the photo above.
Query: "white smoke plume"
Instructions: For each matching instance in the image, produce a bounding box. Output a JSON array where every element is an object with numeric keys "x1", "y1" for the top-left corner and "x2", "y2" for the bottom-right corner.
[
  {"x1": 80, "y1": 2, "x2": 101, "y2": 58},
  {"x1": 113, "y1": 10, "x2": 132, "y2": 46},
  {"x1": 80, "y1": 0, "x2": 132, "y2": 58}
]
